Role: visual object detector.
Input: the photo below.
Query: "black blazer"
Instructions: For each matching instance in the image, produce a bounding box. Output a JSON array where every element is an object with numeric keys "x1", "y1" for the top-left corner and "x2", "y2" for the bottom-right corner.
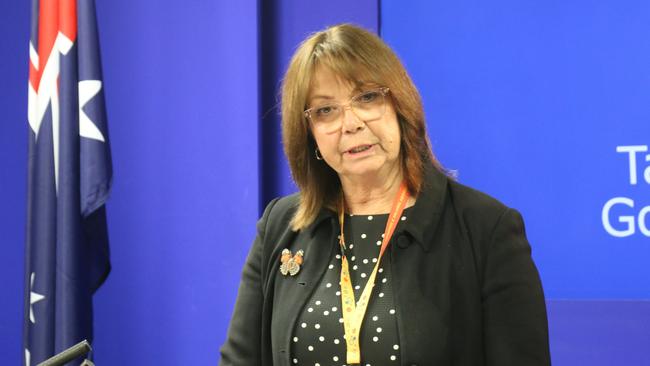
[{"x1": 219, "y1": 167, "x2": 550, "y2": 366}]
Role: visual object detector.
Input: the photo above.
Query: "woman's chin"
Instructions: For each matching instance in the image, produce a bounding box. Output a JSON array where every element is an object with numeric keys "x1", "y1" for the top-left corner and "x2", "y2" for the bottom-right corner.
[{"x1": 338, "y1": 159, "x2": 398, "y2": 182}]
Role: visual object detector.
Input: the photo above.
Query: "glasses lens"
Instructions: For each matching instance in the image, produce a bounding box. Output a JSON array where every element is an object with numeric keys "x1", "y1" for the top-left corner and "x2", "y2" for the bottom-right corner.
[
  {"x1": 307, "y1": 88, "x2": 387, "y2": 132},
  {"x1": 351, "y1": 90, "x2": 386, "y2": 121},
  {"x1": 311, "y1": 104, "x2": 341, "y2": 124}
]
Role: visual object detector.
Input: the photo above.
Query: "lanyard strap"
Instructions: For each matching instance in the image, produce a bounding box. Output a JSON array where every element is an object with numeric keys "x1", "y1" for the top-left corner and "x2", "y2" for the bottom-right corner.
[{"x1": 338, "y1": 183, "x2": 410, "y2": 364}]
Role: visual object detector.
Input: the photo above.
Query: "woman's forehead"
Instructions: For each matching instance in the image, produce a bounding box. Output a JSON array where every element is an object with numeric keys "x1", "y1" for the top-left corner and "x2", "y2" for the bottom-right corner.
[
  {"x1": 310, "y1": 68, "x2": 355, "y2": 93},
  {"x1": 307, "y1": 65, "x2": 375, "y2": 101}
]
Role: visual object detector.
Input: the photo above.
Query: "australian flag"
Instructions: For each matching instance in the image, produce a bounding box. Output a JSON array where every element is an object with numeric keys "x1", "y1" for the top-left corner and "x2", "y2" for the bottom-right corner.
[{"x1": 23, "y1": 0, "x2": 112, "y2": 364}]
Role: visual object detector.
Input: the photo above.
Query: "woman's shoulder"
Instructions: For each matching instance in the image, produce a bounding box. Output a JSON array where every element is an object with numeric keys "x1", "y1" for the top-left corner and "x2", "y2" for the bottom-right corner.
[
  {"x1": 447, "y1": 179, "x2": 510, "y2": 216},
  {"x1": 442, "y1": 179, "x2": 533, "y2": 280},
  {"x1": 259, "y1": 193, "x2": 300, "y2": 229},
  {"x1": 444, "y1": 178, "x2": 521, "y2": 238},
  {"x1": 423, "y1": 165, "x2": 513, "y2": 222},
  {"x1": 257, "y1": 193, "x2": 300, "y2": 243}
]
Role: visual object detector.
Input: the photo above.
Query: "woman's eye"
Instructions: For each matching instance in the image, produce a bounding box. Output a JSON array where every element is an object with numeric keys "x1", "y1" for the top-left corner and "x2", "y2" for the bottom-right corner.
[
  {"x1": 358, "y1": 91, "x2": 379, "y2": 103},
  {"x1": 316, "y1": 106, "x2": 335, "y2": 116}
]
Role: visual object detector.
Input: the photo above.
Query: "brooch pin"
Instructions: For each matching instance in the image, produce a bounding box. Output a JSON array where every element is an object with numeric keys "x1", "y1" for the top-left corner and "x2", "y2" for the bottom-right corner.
[{"x1": 280, "y1": 249, "x2": 304, "y2": 276}]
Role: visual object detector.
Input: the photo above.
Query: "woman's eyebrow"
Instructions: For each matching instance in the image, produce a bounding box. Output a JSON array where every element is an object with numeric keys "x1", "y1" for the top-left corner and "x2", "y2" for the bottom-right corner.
[
  {"x1": 310, "y1": 87, "x2": 367, "y2": 104},
  {"x1": 308, "y1": 95, "x2": 336, "y2": 105},
  {"x1": 310, "y1": 94, "x2": 335, "y2": 100}
]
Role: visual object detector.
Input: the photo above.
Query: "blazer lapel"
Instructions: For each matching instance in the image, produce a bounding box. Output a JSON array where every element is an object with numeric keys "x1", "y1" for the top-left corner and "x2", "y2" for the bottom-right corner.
[
  {"x1": 270, "y1": 217, "x2": 337, "y2": 366},
  {"x1": 390, "y1": 167, "x2": 453, "y2": 364}
]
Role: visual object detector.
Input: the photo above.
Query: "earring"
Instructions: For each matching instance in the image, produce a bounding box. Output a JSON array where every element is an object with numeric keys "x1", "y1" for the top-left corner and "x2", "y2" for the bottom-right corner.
[{"x1": 315, "y1": 148, "x2": 323, "y2": 160}]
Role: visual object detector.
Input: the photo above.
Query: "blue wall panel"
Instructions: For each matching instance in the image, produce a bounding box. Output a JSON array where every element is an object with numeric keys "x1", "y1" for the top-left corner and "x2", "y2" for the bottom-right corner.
[
  {"x1": 381, "y1": 0, "x2": 650, "y2": 298},
  {"x1": 90, "y1": 1, "x2": 259, "y2": 364},
  {"x1": 547, "y1": 300, "x2": 650, "y2": 365},
  {"x1": 382, "y1": 0, "x2": 650, "y2": 363},
  {"x1": 0, "y1": 1, "x2": 30, "y2": 364}
]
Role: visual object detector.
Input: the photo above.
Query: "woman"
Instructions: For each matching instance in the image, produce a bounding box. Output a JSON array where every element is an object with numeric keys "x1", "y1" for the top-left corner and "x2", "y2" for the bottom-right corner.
[{"x1": 220, "y1": 24, "x2": 550, "y2": 366}]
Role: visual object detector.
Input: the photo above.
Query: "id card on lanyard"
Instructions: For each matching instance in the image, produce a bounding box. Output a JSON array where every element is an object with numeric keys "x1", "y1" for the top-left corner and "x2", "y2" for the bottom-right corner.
[{"x1": 338, "y1": 183, "x2": 410, "y2": 364}]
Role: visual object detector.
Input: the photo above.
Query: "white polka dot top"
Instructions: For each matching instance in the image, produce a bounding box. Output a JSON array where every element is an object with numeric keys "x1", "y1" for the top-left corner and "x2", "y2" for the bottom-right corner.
[{"x1": 291, "y1": 211, "x2": 409, "y2": 365}]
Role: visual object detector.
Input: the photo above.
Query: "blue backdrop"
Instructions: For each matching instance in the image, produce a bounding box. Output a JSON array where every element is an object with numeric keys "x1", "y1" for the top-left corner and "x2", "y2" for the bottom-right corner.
[
  {"x1": 381, "y1": 1, "x2": 650, "y2": 364},
  {"x1": 1, "y1": 0, "x2": 648, "y2": 365},
  {"x1": 382, "y1": 0, "x2": 650, "y2": 299},
  {"x1": 0, "y1": 0, "x2": 29, "y2": 363}
]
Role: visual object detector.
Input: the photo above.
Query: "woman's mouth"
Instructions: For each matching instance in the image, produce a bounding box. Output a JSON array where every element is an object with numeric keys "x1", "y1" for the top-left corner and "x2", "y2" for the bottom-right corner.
[{"x1": 348, "y1": 144, "x2": 373, "y2": 154}]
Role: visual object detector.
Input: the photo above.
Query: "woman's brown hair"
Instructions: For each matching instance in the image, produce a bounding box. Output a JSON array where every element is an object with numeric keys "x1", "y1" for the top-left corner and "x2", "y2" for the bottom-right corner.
[{"x1": 282, "y1": 24, "x2": 442, "y2": 230}]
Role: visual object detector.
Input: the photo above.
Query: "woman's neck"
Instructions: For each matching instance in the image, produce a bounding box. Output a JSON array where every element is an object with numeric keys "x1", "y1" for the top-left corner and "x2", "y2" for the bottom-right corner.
[{"x1": 340, "y1": 167, "x2": 405, "y2": 215}]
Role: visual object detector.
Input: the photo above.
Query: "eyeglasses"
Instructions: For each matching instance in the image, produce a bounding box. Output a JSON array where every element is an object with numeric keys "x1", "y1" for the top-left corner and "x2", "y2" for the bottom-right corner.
[{"x1": 304, "y1": 87, "x2": 390, "y2": 133}]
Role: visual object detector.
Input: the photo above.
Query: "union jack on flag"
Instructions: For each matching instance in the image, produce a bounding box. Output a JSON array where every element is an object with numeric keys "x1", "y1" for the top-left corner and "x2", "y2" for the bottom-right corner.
[{"x1": 24, "y1": 0, "x2": 112, "y2": 364}]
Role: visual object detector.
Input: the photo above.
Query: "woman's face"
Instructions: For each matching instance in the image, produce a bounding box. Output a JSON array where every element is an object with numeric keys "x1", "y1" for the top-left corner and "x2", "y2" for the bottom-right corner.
[{"x1": 307, "y1": 66, "x2": 401, "y2": 183}]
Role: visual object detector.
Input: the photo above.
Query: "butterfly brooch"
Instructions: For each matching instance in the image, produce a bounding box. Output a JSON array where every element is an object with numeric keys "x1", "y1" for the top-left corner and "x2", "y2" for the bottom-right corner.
[{"x1": 280, "y1": 249, "x2": 304, "y2": 276}]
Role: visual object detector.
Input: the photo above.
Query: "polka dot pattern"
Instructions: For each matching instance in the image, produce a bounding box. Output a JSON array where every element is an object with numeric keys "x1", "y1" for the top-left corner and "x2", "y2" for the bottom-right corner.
[{"x1": 291, "y1": 211, "x2": 408, "y2": 365}]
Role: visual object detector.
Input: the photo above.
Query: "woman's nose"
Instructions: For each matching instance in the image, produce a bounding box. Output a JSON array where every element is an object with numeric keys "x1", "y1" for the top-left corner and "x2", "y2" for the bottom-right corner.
[{"x1": 341, "y1": 106, "x2": 365, "y2": 133}]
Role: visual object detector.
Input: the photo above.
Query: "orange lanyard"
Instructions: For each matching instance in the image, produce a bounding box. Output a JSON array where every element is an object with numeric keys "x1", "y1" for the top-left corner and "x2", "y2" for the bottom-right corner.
[{"x1": 338, "y1": 183, "x2": 410, "y2": 364}]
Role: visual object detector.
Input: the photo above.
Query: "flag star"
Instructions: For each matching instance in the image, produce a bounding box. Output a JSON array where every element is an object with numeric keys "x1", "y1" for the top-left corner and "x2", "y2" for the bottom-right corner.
[
  {"x1": 29, "y1": 272, "x2": 45, "y2": 324},
  {"x1": 78, "y1": 80, "x2": 106, "y2": 142},
  {"x1": 25, "y1": 349, "x2": 31, "y2": 366}
]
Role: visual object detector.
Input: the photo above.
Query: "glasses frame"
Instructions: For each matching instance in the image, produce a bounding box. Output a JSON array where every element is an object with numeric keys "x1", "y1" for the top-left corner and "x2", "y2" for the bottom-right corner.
[{"x1": 303, "y1": 87, "x2": 391, "y2": 129}]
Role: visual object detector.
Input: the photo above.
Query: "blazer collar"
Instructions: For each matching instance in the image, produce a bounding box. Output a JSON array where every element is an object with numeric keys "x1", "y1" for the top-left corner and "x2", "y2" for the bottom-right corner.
[
  {"x1": 306, "y1": 164, "x2": 449, "y2": 252},
  {"x1": 396, "y1": 165, "x2": 449, "y2": 252},
  {"x1": 307, "y1": 207, "x2": 336, "y2": 238}
]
